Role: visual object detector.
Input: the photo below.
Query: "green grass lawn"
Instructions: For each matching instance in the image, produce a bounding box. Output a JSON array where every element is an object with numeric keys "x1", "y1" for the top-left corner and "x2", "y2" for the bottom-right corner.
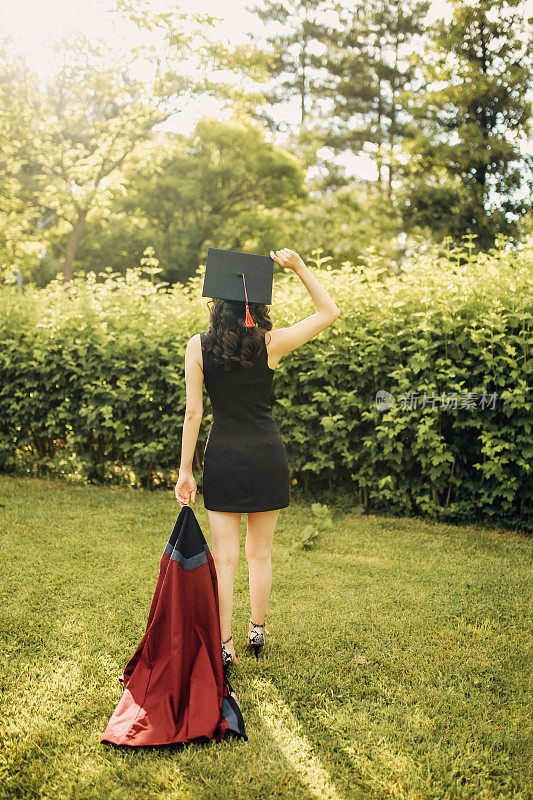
[{"x1": 0, "y1": 475, "x2": 531, "y2": 800}]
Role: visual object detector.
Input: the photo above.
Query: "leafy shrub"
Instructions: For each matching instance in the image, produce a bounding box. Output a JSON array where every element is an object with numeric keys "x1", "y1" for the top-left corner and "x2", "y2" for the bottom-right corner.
[
  {"x1": 0, "y1": 237, "x2": 531, "y2": 529},
  {"x1": 291, "y1": 502, "x2": 348, "y2": 551}
]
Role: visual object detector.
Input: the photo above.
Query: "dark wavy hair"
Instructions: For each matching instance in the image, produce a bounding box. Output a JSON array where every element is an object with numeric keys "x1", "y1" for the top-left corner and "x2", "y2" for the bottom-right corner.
[{"x1": 202, "y1": 298, "x2": 273, "y2": 370}]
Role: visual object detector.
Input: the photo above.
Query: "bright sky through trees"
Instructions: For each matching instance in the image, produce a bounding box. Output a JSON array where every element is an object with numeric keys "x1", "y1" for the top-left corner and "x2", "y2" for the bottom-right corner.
[
  {"x1": 1, "y1": 0, "x2": 531, "y2": 182},
  {"x1": 0, "y1": 0, "x2": 459, "y2": 182}
]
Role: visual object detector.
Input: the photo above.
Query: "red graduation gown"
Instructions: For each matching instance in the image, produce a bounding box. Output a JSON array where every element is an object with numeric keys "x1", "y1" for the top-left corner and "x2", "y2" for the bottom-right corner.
[{"x1": 100, "y1": 505, "x2": 247, "y2": 746}]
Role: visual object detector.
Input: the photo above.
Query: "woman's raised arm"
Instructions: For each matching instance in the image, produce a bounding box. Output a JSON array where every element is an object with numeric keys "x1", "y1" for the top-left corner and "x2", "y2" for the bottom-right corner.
[{"x1": 268, "y1": 248, "x2": 340, "y2": 360}]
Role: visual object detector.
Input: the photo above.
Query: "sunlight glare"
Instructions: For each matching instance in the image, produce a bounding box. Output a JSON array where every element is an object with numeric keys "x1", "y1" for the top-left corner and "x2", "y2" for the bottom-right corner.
[{"x1": 252, "y1": 676, "x2": 345, "y2": 800}]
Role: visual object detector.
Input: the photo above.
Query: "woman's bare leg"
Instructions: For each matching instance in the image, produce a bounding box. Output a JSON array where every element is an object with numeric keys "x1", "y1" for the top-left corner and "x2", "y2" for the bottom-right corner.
[
  {"x1": 207, "y1": 509, "x2": 241, "y2": 662},
  {"x1": 245, "y1": 509, "x2": 280, "y2": 636}
]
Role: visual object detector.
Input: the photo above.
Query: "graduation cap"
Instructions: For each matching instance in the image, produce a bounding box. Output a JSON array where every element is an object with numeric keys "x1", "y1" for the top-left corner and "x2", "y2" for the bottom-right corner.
[{"x1": 202, "y1": 248, "x2": 274, "y2": 328}]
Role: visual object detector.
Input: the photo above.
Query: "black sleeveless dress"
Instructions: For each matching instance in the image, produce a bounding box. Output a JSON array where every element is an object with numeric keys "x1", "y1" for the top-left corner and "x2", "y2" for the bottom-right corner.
[{"x1": 200, "y1": 330, "x2": 290, "y2": 513}]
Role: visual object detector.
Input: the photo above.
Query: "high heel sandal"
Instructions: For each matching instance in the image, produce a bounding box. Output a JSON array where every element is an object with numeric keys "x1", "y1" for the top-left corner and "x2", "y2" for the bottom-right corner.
[
  {"x1": 221, "y1": 635, "x2": 236, "y2": 670},
  {"x1": 247, "y1": 618, "x2": 266, "y2": 660}
]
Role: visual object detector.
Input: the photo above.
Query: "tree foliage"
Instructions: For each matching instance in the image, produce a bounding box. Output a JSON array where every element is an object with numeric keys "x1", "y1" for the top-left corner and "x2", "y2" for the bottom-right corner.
[
  {"x1": 319, "y1": 0, "x2": 431, "y2": 197},
  {"x1": 402, "y1": 0, "x2": 533, "y2": 248},
  {"x1": 74, "y1": 118, "x2": 306, "y2": 282},
  {"x1": 1, "y1": 0, "x2": 531, "y2": 283},
  {"x1": 0, "y1": 9, "x2": 270, "y2": 283},
  {"x1": 1, "y1": 239, "x2": 531, "y2": 529}
]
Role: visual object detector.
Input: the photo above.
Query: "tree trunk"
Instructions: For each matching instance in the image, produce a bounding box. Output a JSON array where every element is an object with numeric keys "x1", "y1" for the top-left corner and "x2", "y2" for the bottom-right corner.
[
  {"x1": 388, "y1": 31, "x2": 400, "y2": 200},
  {"x1": 376, "y1": 86, "x2": 383, "y2": 191},
  {"x1": 376, "y1": 31, "x2": 383, "y2": 193},
  {"x1": 475, "y1": 19, "x2": 489, "y2": 192},
  {"x1": 300, "y1": 35, "x2": 308, "y2": 129},
  {"x1": 63, "y1": 209, "x2": 88, "y2": 282}
]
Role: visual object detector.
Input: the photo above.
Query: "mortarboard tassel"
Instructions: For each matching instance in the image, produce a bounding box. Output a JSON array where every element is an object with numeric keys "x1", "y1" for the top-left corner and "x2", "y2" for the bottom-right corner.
[{"x1": 240, "y1": 272, "x2": 256, "y2": 328}]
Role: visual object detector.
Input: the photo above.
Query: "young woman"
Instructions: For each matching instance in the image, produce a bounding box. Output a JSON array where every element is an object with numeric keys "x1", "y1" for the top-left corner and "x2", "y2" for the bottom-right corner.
[{"x1": 175, "y1": 248, "x2": 339, "y2": 668}]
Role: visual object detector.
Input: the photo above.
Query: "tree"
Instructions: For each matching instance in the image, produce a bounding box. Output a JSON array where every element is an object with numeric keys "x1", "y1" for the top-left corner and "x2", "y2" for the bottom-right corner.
[
  {"x1": 0, "y1": 32, "x2": 205, "y2": 282},
  {"x1": 0, "y1": 39, "x2": 45, "y2": 279},
  {"x1": 267, "y1": 182, "x2": 404, "y2": 266},
  {"x1": 320, "y1": 0, "x2": 430, "y2": 197},
  {"x1": 402, "y1": 0, "x2": 533, "y2": 248},
  {"x1": 247, "y1": 0, "x2": 329, "y2": 132},
  {"x1": 1, "y1": 3, "x2": 270, "y2": 283},
  {"x1": 75, "y1": 117, "x2": 306, "y2": 282}
]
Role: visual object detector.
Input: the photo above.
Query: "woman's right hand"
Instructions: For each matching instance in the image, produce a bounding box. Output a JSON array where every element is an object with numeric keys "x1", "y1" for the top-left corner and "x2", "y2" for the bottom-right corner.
[
  {"x1": 175, "y1": 470, "x2": 197, "y2": 507},
  {"x1": 270, "y1": 249, "x2": 306, "y2": 272}
]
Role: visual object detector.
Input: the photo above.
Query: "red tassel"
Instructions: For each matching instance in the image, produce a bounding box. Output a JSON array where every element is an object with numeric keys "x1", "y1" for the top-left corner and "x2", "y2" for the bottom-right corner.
[
  {"x1": 244, "y1": 304, "x2": 255, "y2": 327},
  {"x1": 240, "y1": 272, "x2": 256, "y2": 328}
]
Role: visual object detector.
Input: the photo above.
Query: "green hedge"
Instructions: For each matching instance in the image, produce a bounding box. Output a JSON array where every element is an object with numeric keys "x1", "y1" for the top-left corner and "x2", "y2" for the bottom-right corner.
[{"x1": 1, "y1": 240, "x2": 531, "y2": 529}]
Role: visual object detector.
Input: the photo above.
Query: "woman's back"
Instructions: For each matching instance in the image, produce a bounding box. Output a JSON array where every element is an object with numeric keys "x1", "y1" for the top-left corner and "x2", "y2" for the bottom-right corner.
[
  {"x1": 200, "y1": 331, "x2": 276, "y2": 426},
  {"x1": 200, "y1": 330, "x2": 289, "y2": 513}
]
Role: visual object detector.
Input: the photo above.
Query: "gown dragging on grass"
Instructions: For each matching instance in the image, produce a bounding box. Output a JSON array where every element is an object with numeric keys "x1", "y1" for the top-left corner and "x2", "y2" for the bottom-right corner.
[{"x1": 100, "y1": 505, "x2": 247, "y2": 747}]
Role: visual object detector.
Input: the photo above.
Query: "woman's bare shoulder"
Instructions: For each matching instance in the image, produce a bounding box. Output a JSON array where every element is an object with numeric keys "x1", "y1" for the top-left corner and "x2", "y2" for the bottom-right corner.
[
  {"x1": 185, "y1": 333, "x2": 203, "y2": 370},
  {"x1": 187, "y1": 332, "x2": 202, "y2": 349},
  {"x1": 264, "y1": 329, "x2": 284, "y2": 370},
  {"x1": 265, "y1": 329, "x2": 283, "y2": 342},
  {"x1": 265, "y1": 328, "x2": 290, "y2": 352}
]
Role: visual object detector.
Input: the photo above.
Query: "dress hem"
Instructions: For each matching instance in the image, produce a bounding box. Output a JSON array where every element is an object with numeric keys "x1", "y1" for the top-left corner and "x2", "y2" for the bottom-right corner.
[{"x1": 203, "y1": 502, "x2": 289, "y2": 513}]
